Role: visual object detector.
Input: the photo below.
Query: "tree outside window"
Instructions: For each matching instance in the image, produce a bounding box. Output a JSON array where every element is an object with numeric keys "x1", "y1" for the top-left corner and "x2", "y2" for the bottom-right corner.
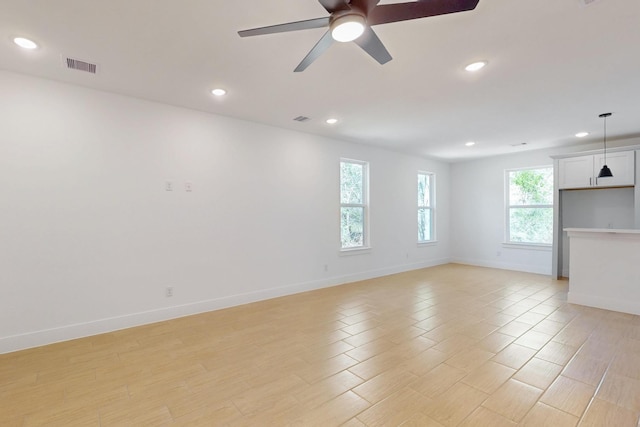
[
  {"x1": 507, "y1": 167, "x2": 553, "y2": 244},
  {"x1": 418, "y1": 172, "x2": 435, "y2": 242},
  {"x1": 340, "y1": 160, "x2": 368, "y2": 249}
]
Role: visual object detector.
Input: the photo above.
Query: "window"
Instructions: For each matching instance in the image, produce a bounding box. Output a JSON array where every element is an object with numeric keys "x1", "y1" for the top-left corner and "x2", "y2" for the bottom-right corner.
[
  {"x1": 340, "y1": 159, "x2": 368, "y2": 249},
  {"x1": 418, "y1": 172, "x2": 435, "y2": 242},
  {"x1": 506, "y1": 167, "x2": 553, "y2": 245}
]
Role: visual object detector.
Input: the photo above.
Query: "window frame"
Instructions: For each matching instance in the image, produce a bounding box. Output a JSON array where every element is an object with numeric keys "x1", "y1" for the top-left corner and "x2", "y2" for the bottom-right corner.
[
  {"x1": 417, "y1": 171, "x2": 436, "y2": 244},
  {"x1": 505, "y1": 165, "x2": 554, "y2": 247},
  {"x1": 339, "y1": 158, "x2": 370, "y2": 252}
]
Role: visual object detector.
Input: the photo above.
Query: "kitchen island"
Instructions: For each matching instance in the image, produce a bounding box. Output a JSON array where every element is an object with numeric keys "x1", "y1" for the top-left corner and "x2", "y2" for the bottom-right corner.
[{"x1": 565, "y1": 228, "x2": 640, "y2": 315}]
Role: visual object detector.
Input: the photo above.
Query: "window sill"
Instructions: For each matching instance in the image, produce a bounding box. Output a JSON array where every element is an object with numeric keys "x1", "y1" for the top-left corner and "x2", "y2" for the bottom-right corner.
[
  {"x1": 502, "y1": 242, "x2": 552, "y2": 251},
  {"x1": 417, "y1": 240, "x2": 438, "y2": 247},
  {"x1": 339, "y1": 247, "x2": 372, "y2": 256}
]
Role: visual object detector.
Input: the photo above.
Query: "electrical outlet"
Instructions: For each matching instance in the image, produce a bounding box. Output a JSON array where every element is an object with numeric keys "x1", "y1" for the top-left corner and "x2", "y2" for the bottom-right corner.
[
  {"x1": 165, "y1": 287, "x2": 173, "y2": 297},
  {"x1": 185, "y1": 182, "x2": 193, "y2": 192},
  {"x1": 165, "y1": 181, "x2": 173, "y2": 192}
]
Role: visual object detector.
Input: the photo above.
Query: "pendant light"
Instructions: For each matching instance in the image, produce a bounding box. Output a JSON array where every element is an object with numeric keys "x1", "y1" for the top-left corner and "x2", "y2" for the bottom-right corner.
[{"x1": 598, "y1": 112, "x2": 613, "y2": 178}]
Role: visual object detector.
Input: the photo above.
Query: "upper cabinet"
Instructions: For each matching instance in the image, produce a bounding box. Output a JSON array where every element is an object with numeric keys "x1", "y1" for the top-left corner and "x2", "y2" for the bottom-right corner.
[
  {"x1": 558, "y1": 150, "x2": 635, "y2": 189},
  {"x1": 558, "y1": 155, "x2": 593, "y2": 189}
]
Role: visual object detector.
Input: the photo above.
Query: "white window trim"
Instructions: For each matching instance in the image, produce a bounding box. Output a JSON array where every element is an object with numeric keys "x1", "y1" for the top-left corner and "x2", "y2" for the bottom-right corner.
[
  {"x1": 418, "y1": 171, "x2": 436, "y2": 244},
  {"x1": 501, "y1": 242, "x2": 552, "y2": 251},
  {"x1": 339, "y1": 247, "x2": 373, "y2": 256},
  {"x1": 340, "y1": 158, "x2": 370, "y2": 252},
  {"x1": 505, "y1": 165, "x2": 553, "y2": 246},
  {"x1": 417, "y1": 240, "x2": 438, "y2": 248}
]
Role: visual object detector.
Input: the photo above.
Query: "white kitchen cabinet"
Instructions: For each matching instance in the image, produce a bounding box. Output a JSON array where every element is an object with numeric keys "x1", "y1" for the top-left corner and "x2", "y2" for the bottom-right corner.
[
  {"x1": 558, "y1": 150, "x2": 635, "y2": 189},
  {"x1": 558, "y1": 155, "x2": 593, "y2": 189}
]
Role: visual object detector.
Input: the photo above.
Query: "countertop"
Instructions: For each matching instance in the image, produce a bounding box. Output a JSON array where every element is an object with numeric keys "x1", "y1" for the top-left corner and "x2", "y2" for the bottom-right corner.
[{"x1": 564, "y1": 228, "x2": 640, "y2": 234}]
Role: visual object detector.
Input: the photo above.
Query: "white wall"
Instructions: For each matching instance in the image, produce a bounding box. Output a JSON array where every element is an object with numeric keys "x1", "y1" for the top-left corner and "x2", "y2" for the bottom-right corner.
[
  {"x1": 450, "y1": 150, "x2": 557, "y2": 275},
  {"x1": 451, "y1": 139, "x2": 640, "y2": 276},
  {"x1": 0, "y1": 70, "x2": 451, "y2": 353}
]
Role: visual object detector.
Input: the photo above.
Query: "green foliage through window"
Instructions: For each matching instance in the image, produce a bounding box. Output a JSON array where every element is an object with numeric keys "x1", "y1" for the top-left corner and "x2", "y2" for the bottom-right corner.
[
  {"x1": 507, "y1": 168, "x2": 553, "y2": 244},
  {"x1": 418, "y1": 172, "x2": 434, "y2": 242},
  {"x1": 340, "y1": 160, "x2": 367, "y2": 248}
]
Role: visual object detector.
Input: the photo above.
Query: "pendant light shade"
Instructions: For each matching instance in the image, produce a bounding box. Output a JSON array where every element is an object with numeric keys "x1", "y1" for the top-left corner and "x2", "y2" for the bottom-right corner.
[
  {"x1": 598, "y1": 164, "x2": 613, "y2": 178},
  {"x1": 598, "y1": 112, "x2": 613, "y2": 178}
]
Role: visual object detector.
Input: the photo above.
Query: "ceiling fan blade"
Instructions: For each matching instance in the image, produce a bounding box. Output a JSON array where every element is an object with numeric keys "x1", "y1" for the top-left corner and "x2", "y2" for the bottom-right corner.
[
  {"x1": 318, "y1": 0, "x2": 351, "y2": 13},
  {"x1": 353, "y1": 27, "x2": 392, "y2": 65},
  {"x1": 238, "y1": 17, "x2": 330, "y2": 37},
  {"x1": 367, "y1": 0, "x2": 480, "y2": 26},
  {"x1": 294, "y1": 30, "x2": 334, "y2": 72}
]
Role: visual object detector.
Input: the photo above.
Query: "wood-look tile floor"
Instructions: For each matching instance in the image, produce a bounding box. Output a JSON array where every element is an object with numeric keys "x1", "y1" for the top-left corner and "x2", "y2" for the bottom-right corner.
[{"x1": 2, "y1": 264, "x2": 640, "y2": 426}]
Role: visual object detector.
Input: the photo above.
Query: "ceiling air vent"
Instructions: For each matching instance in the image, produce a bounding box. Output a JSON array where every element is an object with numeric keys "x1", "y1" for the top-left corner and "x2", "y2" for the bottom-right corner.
[
  {"x1": 293, "y1": 116, "x2": 311, "y2": 122},
  {"x1": 64, "y1": 57, "x2": 98, "y2": 74}
]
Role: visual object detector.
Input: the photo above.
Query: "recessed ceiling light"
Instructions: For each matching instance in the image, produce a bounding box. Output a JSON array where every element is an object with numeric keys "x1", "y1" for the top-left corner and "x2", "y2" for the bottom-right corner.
[
  {"x1": 465, "y1": 141, "x2": 476, "y2": 147},
  {"x1": 13, "y1": 37, "x2": 38, "y2": 49},
  {"x1": 465, "y1": 61, "x2": 487, "y2": 72},
  {"x1": 326, "y1": 118, "x2": 338, "y2": 125},
  {"x1": 575, "y1": 132, "x2": 589, "y2": 138},
  {"x1": 211, "y1": 88, "x2": 226, "y2": 96}
]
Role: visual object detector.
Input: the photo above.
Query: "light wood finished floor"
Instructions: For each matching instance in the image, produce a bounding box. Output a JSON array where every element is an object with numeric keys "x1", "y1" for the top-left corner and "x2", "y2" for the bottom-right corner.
[{"x1": 2, "y1": 264, "x2": 640, "y2": 426}]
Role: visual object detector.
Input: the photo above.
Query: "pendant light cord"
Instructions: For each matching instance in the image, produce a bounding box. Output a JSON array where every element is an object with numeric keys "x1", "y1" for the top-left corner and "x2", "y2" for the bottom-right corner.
[
  {"x1": 599, "y1": 112, "x2": 612, "y2": 164},
  {"x1": 603, "y1": 115, "x2": 607, "y2": 164}
]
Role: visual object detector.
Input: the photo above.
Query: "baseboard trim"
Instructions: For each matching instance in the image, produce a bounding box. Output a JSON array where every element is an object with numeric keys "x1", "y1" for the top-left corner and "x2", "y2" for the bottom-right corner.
[
  {"x1": 0, "y1": 258, "x2": 450, "y2": 354},
  {"x1": 568, "y1": 291, "x2": 640, "y2": 316},
  {"x1": 450, "y1": 258, "x2": 551, "y2": 276}
]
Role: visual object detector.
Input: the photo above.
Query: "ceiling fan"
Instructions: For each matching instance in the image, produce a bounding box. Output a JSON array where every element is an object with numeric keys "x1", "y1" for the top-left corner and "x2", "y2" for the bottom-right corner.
[{"x1": 238, "y1": 0, "x2": 480, "y2": 72}]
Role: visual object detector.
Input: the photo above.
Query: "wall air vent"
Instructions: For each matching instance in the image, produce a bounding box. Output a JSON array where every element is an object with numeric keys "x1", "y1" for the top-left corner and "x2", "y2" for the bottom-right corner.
[
  {"x1": 64, "y1": 57, "x2": 98, "y2": 74},
  {"x1": 293, "y1": 116, "x2": 311, "y2": 122}
]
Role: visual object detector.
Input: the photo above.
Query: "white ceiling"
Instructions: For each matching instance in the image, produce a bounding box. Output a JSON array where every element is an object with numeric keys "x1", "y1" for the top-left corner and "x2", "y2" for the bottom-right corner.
[{"x1": 2, "y1": 0, "x2": 640, "y2": 160}]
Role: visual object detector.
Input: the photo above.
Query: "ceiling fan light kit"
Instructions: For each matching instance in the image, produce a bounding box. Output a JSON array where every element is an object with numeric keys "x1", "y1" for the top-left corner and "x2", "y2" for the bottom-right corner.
[
  {"x1": 238, "y1": 0, "x2": 481, "y2": 72},
  {"x1": 330, "y1": 12, "x2": 366, "y2": 42}
]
